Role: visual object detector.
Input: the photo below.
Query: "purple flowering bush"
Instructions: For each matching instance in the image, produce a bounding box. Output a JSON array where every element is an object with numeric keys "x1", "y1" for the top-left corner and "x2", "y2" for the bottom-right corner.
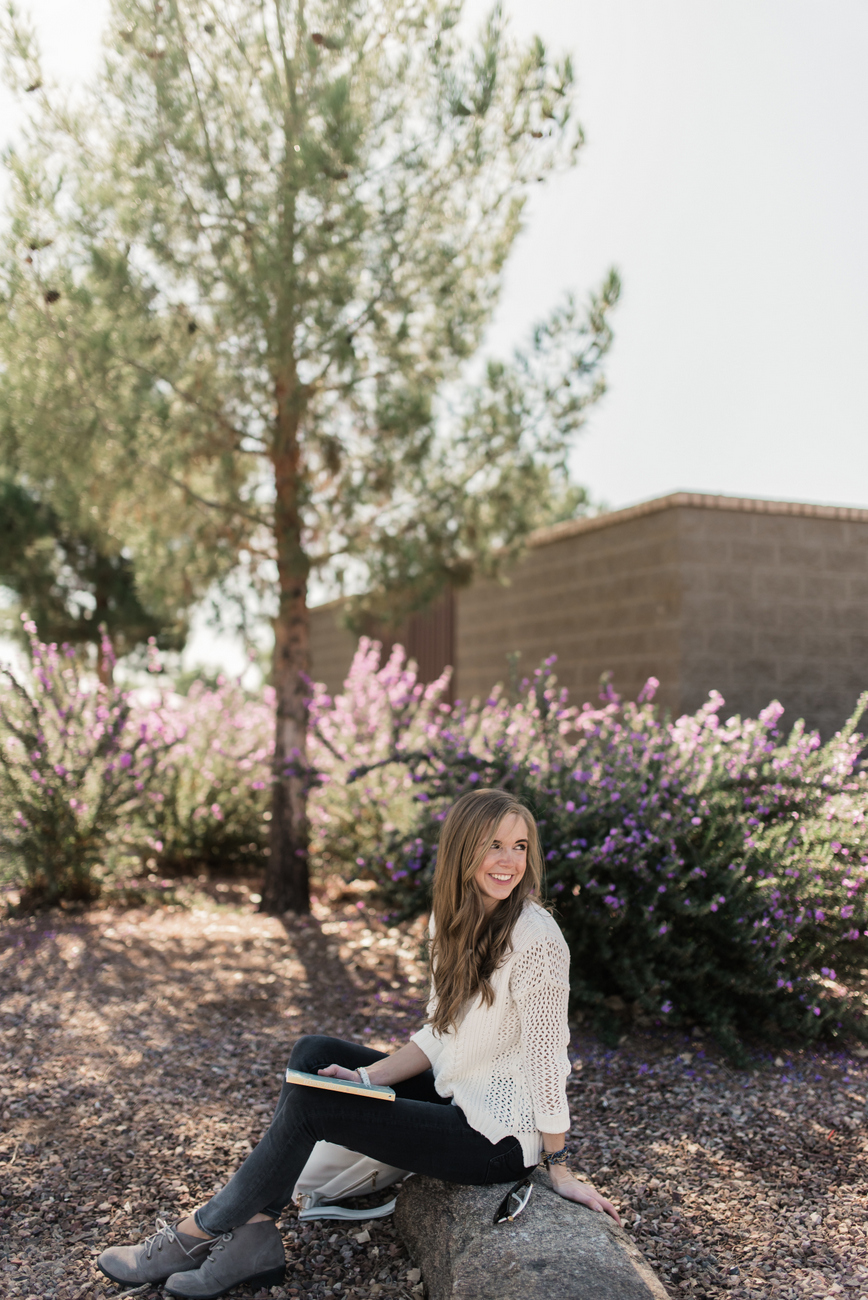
[
  {"x1": 138, "y1": 675, "x2": 273, "y2": 875},
  {"x1": 0, "y1": 620, "x2": 165, "y2": 907},
  {"x1": 308, "y1": 639, "x2": 452, "y2": 881},
  {"x1": 4, "y1": 620, "x2": 867, "y2": 1049},
  {"x1": 0, "y1": 624, "x2": 274, "y2": 904},
  {"x1": 321, "y1": 647, "x2": 868, "y2": 1049}
]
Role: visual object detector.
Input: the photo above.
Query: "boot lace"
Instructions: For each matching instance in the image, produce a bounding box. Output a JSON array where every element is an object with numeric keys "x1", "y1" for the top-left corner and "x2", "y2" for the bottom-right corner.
[
  {"x1": 207, "y1": 1232, "x2": 235, "y2": 1255},
  {"x1": 143, "y1": 1218, "x2": 181, "y2": 1260}
]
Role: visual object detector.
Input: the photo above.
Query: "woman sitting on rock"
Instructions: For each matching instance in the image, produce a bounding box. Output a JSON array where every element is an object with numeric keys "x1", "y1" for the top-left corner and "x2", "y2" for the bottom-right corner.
[{"x1": 98, "y1": 787, "x2": 620, "y2": 1299}]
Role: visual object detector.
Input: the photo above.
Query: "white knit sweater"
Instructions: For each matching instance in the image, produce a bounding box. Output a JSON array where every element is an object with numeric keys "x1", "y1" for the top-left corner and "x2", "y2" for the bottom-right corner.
[{"x1": 410, "y1": 899, "x2": 571, "y2": 1166}]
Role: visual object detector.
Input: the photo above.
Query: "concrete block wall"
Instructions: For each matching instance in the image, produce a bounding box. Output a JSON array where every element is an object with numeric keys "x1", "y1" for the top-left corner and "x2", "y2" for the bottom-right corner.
[
  {"x1": 453, "y1": 506, "x2": 683, "y2": 714},
  {"x1": 308, "y1": 600, "x2": 357, "y2": 698},
  {"x1": 675, "y1": 500, "x2": 868, "y2": 735},
  {"x1": 309, "y1": 493, "x2": 868, "y2": 736},
  {"x1": 309, "y1": 592, "x2": 455, "y2": 701}
]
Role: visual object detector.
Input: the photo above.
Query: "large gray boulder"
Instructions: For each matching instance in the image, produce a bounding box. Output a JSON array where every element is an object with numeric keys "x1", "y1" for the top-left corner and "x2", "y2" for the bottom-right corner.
[{"x1": 395, "y1": 1171, "x2": 669, "y2": 1300}]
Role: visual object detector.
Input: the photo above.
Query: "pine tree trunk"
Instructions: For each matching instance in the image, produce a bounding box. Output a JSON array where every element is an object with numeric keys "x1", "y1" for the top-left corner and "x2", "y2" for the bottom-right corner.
[{"x1": 261, "y1": 377, "x2": 311, "y2": 915}]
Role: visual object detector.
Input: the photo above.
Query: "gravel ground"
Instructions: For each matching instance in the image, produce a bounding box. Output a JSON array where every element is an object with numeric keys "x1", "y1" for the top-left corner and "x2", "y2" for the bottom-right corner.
[{"x1": 1, "y1": 884, "x2": 866, "y2": 1300}]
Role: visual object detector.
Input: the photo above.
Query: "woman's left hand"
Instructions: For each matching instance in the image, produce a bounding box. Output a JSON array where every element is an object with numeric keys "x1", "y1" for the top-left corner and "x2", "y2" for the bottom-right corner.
[
  {"x1": 317, "y1": 1064, "x2": 361, "y2": 1082},
  {"x1": 547, "y1": 1166, "x2": 622, "y2": 1226}
]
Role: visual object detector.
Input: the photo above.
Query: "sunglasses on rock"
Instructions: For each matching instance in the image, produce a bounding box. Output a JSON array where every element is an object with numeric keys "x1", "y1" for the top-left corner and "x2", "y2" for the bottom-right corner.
[
  {"x1": 494, "y1": 1145, "x2": 573, "y2": 1224},
  {"x1": 493, "y1": 1174, "x2": 535, "y2": 1224}
]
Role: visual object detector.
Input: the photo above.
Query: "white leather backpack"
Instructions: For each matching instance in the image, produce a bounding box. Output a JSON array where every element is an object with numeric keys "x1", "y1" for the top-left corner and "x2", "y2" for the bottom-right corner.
[{"x1": 293, "y1": 1141, "x2": 410, "y2": 1222}]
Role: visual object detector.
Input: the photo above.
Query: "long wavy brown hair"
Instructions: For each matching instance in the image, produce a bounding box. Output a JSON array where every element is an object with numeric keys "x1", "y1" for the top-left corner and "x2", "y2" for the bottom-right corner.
[{"x1": 428, "y1": 788, "x2": 544, "y2": 1036}]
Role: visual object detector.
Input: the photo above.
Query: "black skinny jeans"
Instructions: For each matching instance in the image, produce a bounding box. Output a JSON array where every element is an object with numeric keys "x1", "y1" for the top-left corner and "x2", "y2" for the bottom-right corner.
[{"x1": 195, "y1": 1035, "x2": 532, "y2": 1235}]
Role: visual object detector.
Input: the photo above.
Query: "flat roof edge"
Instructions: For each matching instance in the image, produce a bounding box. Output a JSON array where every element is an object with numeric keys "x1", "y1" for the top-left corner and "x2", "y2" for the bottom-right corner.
[{"x1": 529, "y1": 491, "x2": 868, "y2": 548}]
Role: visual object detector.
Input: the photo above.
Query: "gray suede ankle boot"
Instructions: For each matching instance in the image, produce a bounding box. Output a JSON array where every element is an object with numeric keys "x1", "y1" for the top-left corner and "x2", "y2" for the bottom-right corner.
[
  {"x1": 98, "y1": 1218, "x2": 213, "y2": 1287},
  {"x1": 164, "y1": 1219, "x2": 286, "y2": 1299}
]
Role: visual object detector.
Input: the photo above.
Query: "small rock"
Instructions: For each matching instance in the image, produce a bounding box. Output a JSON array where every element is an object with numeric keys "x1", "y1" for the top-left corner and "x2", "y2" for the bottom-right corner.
[
  {"x1": 405, "y1": 1267, "x2": 421, "y2": 1284},
  {"x1": 354, "y1": 1229, "x2": 371, "y2": 1244}
]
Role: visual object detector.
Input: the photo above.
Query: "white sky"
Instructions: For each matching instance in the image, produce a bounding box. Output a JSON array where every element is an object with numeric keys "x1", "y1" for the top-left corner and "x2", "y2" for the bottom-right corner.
[
  {"x1": 2, "y1": 0, "x2": 867, "y2": 667},
  {"x1": 466, "y1": 0, "x2": 868, "y2": 511}
]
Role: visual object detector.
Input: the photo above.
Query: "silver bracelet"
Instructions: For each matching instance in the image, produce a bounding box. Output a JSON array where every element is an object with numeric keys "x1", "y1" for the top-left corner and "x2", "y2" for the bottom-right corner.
[{"x1": 357, "y1": 1066, "x2": 373, "y2": 1089}]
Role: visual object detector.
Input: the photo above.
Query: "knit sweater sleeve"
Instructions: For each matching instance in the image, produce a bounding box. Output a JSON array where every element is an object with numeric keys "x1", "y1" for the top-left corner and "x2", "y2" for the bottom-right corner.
[{"x1": 510, "y1": 934, "x2": 571, "y2": 1133}]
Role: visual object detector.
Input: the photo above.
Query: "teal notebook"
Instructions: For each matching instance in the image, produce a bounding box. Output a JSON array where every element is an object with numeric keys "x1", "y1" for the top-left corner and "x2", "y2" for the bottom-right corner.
[{"x1": 285, "y1": 1067, "x2": 396, "y2": 1101}]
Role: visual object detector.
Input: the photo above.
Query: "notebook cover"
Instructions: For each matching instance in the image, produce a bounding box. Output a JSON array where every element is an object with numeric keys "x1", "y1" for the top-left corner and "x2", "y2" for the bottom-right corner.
[{"x1": 285, "y1": 1067, "x2": 396, "y2": 1101}]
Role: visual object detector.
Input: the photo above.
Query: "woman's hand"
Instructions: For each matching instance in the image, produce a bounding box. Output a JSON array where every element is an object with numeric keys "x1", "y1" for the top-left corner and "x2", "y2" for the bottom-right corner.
[
  {"x1": 547, "y1": 1166, "x2": 622, "y2": 1226},
  {"x1": 317, "y1": 1064, "x2": 361, "y2": 1082},
  {"x1": 315, "y1": 1043, "x2": 431, "y2": 1089}
]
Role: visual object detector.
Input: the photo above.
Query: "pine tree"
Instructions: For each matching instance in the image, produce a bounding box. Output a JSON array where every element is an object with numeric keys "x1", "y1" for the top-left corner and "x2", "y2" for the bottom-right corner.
[{"x1": 0, "y1": 0, "x2": 619, "y2": 911}]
